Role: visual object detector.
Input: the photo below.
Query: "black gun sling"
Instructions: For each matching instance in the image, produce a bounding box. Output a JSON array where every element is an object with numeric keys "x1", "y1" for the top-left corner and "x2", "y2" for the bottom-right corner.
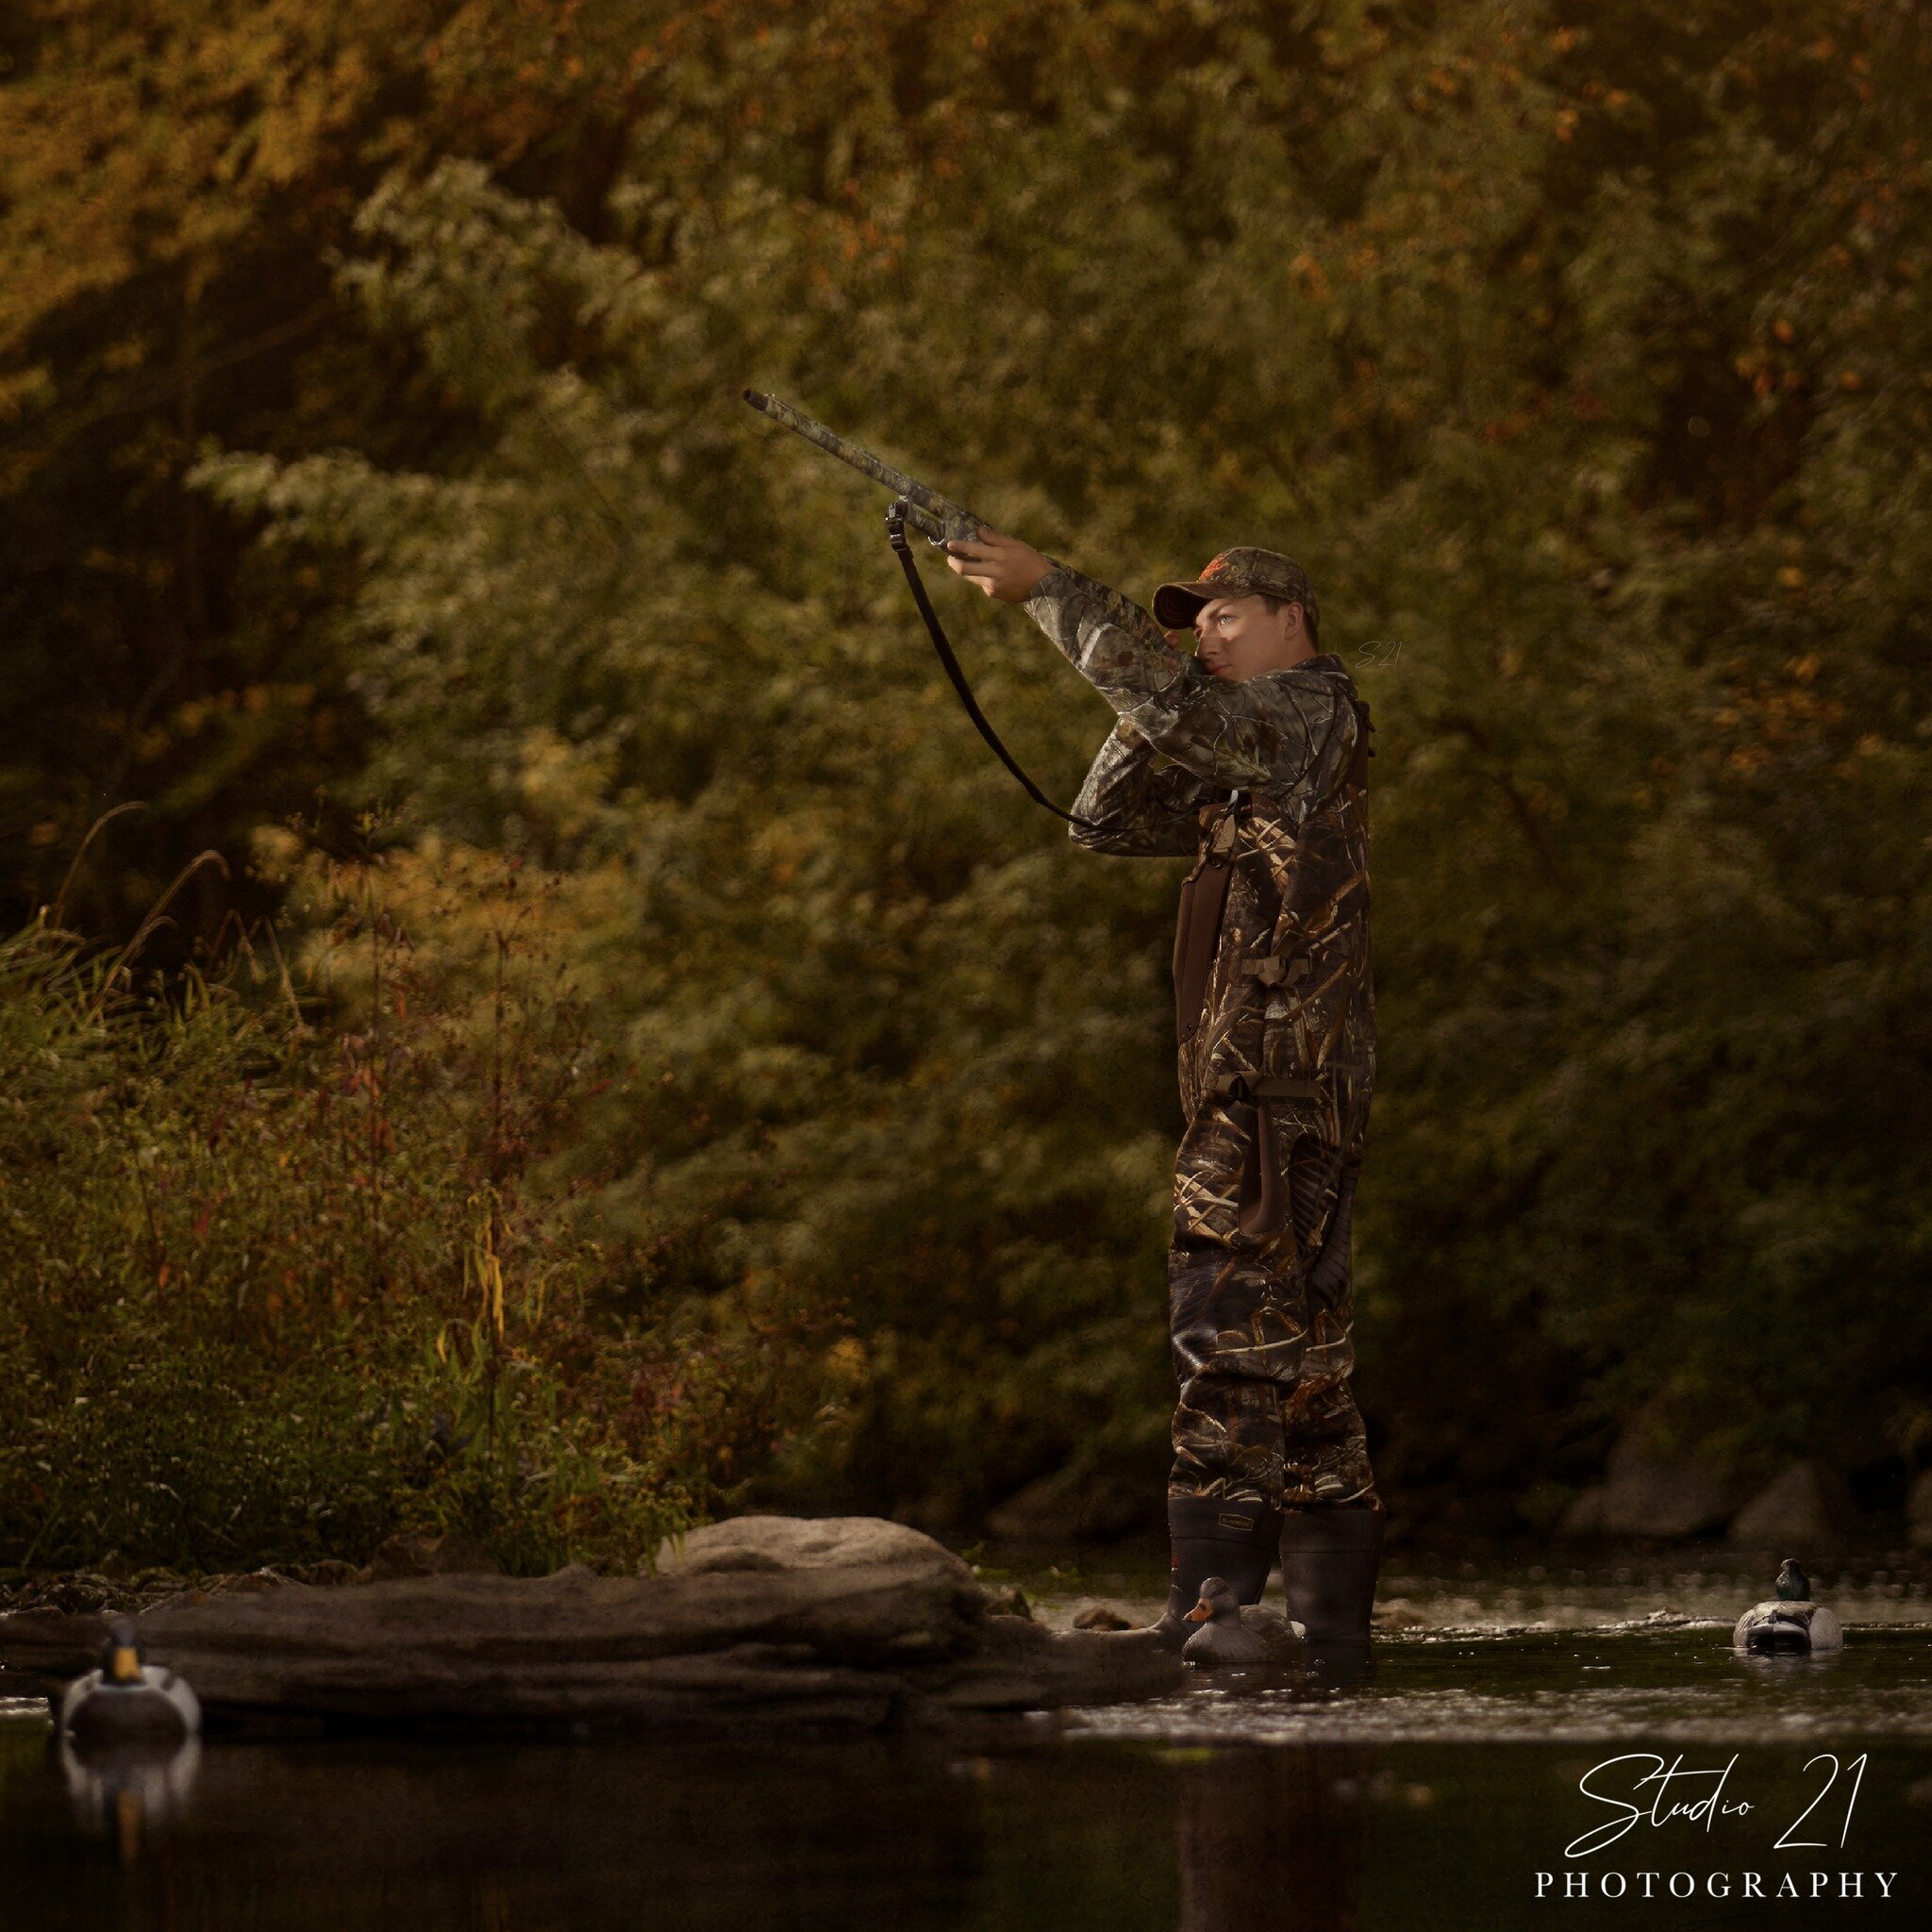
[{"x1": 886, "y1": 501, "x2": 1098, "y2": 832}]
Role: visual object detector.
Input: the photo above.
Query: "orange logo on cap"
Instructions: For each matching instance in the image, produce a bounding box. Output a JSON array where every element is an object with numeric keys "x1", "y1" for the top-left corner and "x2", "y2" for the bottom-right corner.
[{"x1": 1201, "y1": 554, "x2": 1229, "y2": 579}]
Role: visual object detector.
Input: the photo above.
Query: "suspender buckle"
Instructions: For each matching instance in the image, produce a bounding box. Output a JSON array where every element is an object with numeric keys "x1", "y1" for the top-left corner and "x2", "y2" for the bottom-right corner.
[
  {"x1": 1209, "y1": 1072, "x2": 1325, "y2": 1106},
  {"x1": 1241, "y1": 954, "x2": 1310, "y2": 987}
]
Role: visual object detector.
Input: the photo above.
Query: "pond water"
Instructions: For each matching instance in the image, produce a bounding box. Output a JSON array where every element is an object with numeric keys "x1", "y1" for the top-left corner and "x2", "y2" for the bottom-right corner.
[{"x1": 4, "y1": 1553, "x2": 1927, "y2": 1928}]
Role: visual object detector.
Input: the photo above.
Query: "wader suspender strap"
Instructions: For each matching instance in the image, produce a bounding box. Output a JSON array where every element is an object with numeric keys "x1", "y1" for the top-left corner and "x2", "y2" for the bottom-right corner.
[
  {"x1": 1174, "y1": 793, "x2": 1241, "y2": 1045},
  {"x1": 887, "y1": 501, "x2": 1098, "y2": 832}
]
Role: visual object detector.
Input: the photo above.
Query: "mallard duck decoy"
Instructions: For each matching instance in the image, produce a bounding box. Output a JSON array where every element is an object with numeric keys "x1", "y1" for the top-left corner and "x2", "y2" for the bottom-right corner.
[
  {"x1": 1179, "y1": 1576, "x2": 1303, "y2": 1666},
  {"x1": 58, "y1": 1618, "x2": 201, "y2": 1744},
  {"x1": 1732, "y1": 1561, "x2": 1842, "y2": 1656}
]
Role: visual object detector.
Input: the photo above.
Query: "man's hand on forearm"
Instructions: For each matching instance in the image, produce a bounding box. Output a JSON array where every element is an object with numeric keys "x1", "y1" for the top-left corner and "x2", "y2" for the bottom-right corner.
[{"x1": 943, "y1": 528, "x2": 1054, "y2": 603}]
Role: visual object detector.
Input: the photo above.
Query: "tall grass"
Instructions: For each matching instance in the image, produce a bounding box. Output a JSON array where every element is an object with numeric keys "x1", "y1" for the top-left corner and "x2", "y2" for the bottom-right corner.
[{"x1": 0, "y1": 830, "x2": 829, "y2": 1576}]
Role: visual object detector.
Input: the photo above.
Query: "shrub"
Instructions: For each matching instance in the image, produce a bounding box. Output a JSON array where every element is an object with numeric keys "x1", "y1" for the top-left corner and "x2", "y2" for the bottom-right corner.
[{"x1": 0, "y1": 837, "x2": 834, "y2": 1575}]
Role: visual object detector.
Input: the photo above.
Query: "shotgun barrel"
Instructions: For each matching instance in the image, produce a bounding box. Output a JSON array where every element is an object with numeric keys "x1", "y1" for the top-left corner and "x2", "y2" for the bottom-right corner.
[{"x1": 741, "y1": 390, "x2": 986, "y2": 546}]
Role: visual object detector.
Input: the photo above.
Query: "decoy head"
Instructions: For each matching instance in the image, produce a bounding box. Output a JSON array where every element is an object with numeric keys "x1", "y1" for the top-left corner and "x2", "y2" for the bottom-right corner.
[
  {"x1": 1186, "y1": 1576, "x2": 1242, "y2": 1624},
  {"x1": 1775, "y1": 1557, "x2": 1810, "y2": 1603},
  {"x1": 98, "y1": 1617, "x2": 143, "y2": 1685}
]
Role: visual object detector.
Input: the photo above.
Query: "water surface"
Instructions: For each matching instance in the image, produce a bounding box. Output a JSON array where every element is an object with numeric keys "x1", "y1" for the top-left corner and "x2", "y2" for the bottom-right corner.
[{"x1": 5, "y1": 1555, "x2": 1926, "y2": 1928}]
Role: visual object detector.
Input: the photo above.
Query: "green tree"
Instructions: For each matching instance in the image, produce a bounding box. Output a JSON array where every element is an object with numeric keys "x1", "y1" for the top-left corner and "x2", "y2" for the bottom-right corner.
[
  {"x1": 0, "y1": 0, "x2": 655, "y2": 944},
  {"x1": 13, "y1": 0, "x2": 1932, "y2": 1539}
]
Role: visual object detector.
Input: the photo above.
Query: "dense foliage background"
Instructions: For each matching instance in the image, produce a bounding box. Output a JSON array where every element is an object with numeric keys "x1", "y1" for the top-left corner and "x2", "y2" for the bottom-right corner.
[{"x1": 4, "y1": 0, "x2": 1928, "y2": 1565}]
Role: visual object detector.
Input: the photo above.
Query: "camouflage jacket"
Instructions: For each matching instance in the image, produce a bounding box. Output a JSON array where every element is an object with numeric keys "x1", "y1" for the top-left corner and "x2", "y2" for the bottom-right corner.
[{"x1": 1024, "y1": 563, "x2": 1374, "y2": 1247}]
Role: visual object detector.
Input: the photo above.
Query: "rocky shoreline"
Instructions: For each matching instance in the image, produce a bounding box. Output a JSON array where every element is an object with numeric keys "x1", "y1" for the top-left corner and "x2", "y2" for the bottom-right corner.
[{"x1": 0, "y1": 1516, "x2": 1181, "y2": 1731}]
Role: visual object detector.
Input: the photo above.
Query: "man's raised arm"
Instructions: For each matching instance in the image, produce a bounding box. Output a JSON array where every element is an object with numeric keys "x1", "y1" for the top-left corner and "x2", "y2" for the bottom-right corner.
[
  {"x1": 946, "y1": 531, "x2": 1357, "y2": 808},
  {"x1": 1067, "y1": 719, "x2": 1216, "y2": 857}
]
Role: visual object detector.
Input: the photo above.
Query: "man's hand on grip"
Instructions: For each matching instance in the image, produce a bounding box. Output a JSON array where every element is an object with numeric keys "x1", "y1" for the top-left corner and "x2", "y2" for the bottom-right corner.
[{"x1": 944, "y1": 529, "x2": 1054, "y2": 604}]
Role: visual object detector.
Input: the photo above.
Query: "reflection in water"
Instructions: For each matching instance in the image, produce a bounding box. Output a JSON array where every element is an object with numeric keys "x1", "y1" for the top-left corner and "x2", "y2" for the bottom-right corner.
[
  {"x1": 1728, "y1": 1648, "x2": 1846, "y2": 1682},
  {"x1": 1299, "y1": 1641, "x2": 1374, "y2": 1692},
  {"x1": 1175, "y1": 1745, "x2": 1366, "y2": 1932},
  {"x1": 0, "y1": 1716, "x2": 1927, "y2": 1932},
  {"x1": 2, "y1": 1623, "x2": 1929, "y2": 1929},
  {"x1": 1074, "y1": 1626, "x2": 1932, "y2": 1746},
  {"x1": 58, "y1": 1732, "x2": 201, "y2": 1863}
]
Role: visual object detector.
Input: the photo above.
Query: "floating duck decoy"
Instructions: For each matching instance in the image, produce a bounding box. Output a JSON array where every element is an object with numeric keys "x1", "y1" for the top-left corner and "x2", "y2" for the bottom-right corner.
[
  {"x1": 1180, "y1": 1575, "x2": 1304, "y2": 1666},
  {"x1": 1732, "y1": 1557, "x2": 1843, "y2": 1656},
  {"x1": 58, "y1": 1618, "x2": 202, "y2": 1744}
]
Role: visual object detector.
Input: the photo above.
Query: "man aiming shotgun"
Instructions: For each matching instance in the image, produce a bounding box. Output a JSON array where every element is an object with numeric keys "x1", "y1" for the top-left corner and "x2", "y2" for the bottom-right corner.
[
  {"x1": 743, "y1": 392, "x2": 1383, "y2": 1658},
  {"x1": 945, "y1": 529, "x2": 1382, "y2": 1659}
]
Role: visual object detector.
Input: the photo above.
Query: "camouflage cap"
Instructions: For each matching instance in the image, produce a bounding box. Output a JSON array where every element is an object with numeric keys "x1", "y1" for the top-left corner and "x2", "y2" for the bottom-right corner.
[{"x1": 1153, "y1": 546, "x2": 1320, "y2": 637}]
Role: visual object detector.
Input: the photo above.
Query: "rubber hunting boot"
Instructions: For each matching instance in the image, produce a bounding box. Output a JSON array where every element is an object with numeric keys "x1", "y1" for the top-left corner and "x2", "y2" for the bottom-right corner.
[
  {"x1": 1149, "y1": 1495, "x2": 1284, "y2": 1654},
  {"x1": 1278, "y1": 1506, "x2": 1384, "y2": 1660}
]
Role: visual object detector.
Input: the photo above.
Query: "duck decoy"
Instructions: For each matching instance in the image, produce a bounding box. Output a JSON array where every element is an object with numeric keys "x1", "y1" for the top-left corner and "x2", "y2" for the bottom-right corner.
[
  {"x1": 1732, "y1": 1558, "x2": 1843, "y2": 1656},
  {"x1": 58, "y1": 1618, "x2": 202, "y2": 1744},
  {"x1": 1179, "y1": 1576, "x2": 1304, "y2": 1666}
]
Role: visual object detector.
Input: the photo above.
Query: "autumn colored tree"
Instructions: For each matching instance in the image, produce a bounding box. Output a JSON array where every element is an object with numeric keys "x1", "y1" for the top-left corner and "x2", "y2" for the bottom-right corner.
[
  {"x1": 0, "y1": 0, "x2": 658, "y2": 943},
  {"x1": 6, "y1": 0, "x2": 1930, "y2": 1547}
]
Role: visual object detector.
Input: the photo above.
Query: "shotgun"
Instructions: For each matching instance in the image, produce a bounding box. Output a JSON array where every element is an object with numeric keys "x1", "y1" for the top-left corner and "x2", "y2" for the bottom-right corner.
[{"x1": 741, "y1": 390, "x2": 986, "y2": 547}]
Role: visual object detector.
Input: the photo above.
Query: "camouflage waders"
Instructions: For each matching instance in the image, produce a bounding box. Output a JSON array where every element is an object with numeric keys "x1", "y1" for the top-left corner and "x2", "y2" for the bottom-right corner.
[{"x1": 1024, "y1": 564, "x2": 1379, "y2": 1519}]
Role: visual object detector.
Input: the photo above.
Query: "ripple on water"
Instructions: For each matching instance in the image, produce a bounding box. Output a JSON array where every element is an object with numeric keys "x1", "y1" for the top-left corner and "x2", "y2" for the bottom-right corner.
[{"x1": 1067, "y1": 1628, "x2": 1932, "y2": 1748}]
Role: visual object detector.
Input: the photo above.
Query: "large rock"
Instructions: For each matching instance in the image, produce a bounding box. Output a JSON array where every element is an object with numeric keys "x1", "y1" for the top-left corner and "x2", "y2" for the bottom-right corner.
[
  {"x1": 1727, "y1": 1462, "x2": 1854, "y2": 1549},
  {"x1": 657, "y1": 1514, "x2": 960, "y2": 1582},
  {"x1": 1560, "y1": 1421, "x2": 1745, "y2": 1541},
  {"x1": 0, "y1": 1515, "x2": 1180, "y2": 1730}
]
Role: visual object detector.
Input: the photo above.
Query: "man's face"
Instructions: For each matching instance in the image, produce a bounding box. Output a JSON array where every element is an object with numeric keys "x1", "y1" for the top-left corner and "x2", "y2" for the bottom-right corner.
[{"x1": 1192, "y1": 593, "x2": 1302, "y2": 681}]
